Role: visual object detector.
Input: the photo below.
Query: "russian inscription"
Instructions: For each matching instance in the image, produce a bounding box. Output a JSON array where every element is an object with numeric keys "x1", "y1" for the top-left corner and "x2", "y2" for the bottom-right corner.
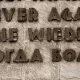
[{"x1": 0, "y1": 48, "x2": 79, "y2": 63}]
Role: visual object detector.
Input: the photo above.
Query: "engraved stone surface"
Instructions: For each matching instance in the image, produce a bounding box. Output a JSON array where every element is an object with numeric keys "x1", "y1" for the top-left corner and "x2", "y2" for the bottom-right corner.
[{"x1": 0, "y1": 0, "x2": 79, "y2": 80}]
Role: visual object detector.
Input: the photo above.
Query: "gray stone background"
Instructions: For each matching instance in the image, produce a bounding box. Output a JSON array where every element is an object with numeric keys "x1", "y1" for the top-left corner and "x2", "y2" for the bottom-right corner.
[{"x1": 0, "y1": 0, "x2": 80, "y2": 80}]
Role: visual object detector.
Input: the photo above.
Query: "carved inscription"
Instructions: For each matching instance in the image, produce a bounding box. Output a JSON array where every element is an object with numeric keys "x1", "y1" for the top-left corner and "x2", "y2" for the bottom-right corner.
[{"x1": 0, "y1": 0, "x2": 79, "y2": 63}]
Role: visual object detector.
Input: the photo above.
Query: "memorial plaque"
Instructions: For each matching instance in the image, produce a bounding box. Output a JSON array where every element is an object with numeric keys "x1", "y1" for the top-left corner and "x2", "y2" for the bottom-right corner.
[{"x1": 0, "y1": 0, "x2": 80, "y2": 80}]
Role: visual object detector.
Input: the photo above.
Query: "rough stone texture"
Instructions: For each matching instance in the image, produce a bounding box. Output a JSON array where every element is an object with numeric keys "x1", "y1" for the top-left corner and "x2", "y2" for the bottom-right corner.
[{"x1": 0, "y1": 0, "x2": 79, "y2": 80}]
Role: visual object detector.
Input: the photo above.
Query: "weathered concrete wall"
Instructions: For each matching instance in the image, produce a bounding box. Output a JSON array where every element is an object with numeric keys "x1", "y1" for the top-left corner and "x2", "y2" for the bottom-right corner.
[{"x1": 0, "y1": 0, "x2": 80, "y2": 80}]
